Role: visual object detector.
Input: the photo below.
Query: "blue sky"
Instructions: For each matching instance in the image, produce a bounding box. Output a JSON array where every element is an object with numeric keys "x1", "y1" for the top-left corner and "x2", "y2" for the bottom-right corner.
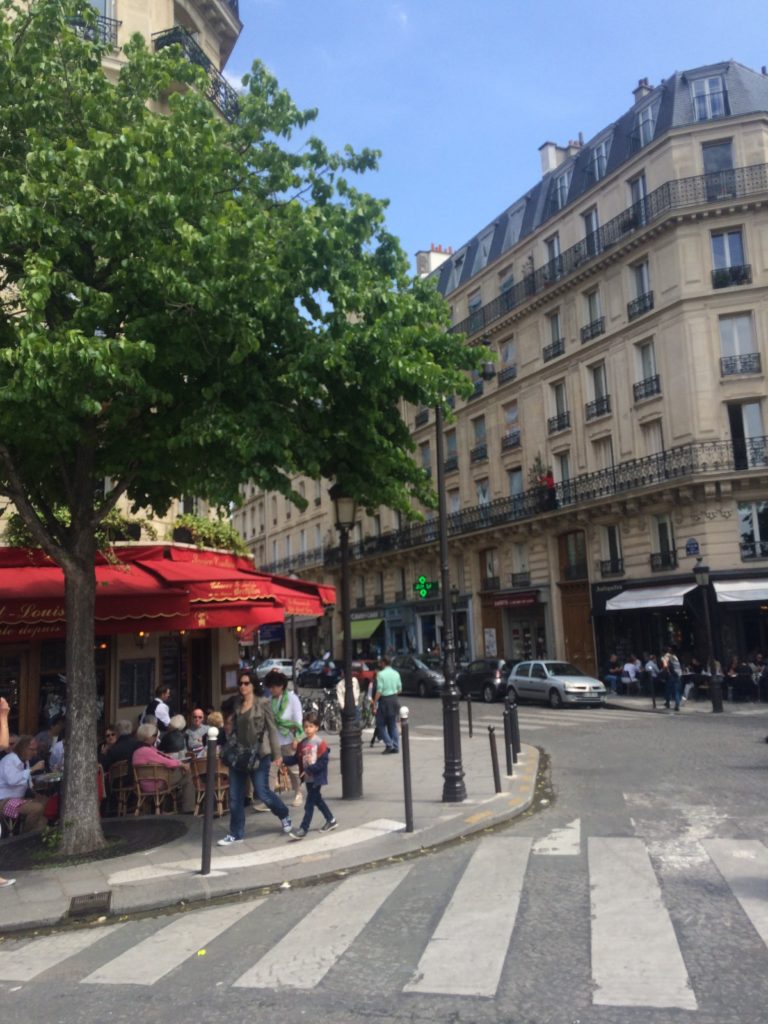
[{"x1": 228, "y1": 0, "x2": 768, "y2": 273}]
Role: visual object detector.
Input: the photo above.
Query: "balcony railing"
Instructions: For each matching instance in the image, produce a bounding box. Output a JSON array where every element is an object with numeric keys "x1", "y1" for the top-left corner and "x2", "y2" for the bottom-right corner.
[
  {"x1": 741, "y1": 540, "x2": 768, "y2": 560},
  {"x1": 481, "y1": 576, "x2": 501, "y2": 591},
  {"x1": 69, "y1": 14, "x2": 120, "y2": 46},
  {"x1": 651, "y1": 550, "x2": 678, "y2": 571},
  {"x1": 627, "y1": 291, "x2": 654, "y2": 320},
  {"x1": 581, "y1": 317, "x2": 605, "y2": 343},
  {"x1": 498, "y1": 365, "x2": 518, "y2": 385},
  {"x1": 449, "y1": 161, "x2": 768, "y2": 338},
  {"x1": 585, "y1": 395, "x2": 611, "y2": 420},
  {"x1": 153, "y1": 27, "x2": 239, "y2": 123},
  {"x1": 563, "y1": 562, "x2": 588, "y2": 581},
  {"x1": 470, "y1": 443, "x2": 488, "y2": 463},
  {"x1": 543, "y1": 337, "x2": 565, "y2": 362},
  {"x1": 600, "y1": 558, "x2": 624, "y2": 577},
  {"x1": 415, "y1": 409, "x2": 429, "y2": 427},
  {"x1": 712, "y1": 264, "x2": 752, "y2": 288},
  {"x1": 720, "y1": 353, "x2": 762, "y2": 376},
  {"x1": 548, "y1": 411, "x2": 571, "y2": 434},
  {"x1": 467, "y1": 379, "x2": 484, "y2": 400},
  {"x1": 443, "y1": 454, "x2": 459, "y2": 473},
  {"x1": 501, "y1": 429, "x2": 521, "y2": 451},
  {"x1": 509, "y1": 571, "x2": 531, "y2": 587},
  {"x1": 633, "y1": 374, "x2": 661, "y2": 401}
]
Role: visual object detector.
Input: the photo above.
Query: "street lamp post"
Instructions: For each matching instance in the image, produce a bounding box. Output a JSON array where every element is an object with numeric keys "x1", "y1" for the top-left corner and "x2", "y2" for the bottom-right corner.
[
  {"x1": 693, "y1": 557, "x2": 723, "y2": 713},
  {"x1": 330, "y1": 484, "x2": 363, "y2": 798}
]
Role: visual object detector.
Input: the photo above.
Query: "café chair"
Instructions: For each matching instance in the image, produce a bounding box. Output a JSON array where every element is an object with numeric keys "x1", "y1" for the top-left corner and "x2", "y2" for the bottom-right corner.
[
  {"x1": 189, "y1": 755, "x2": 229, "y2": 818},
  {"x1": 133, "y1": 764, "x2": 183, "y2": 815},
  {"x1": 108, "y1": 759, "x2": 136, "y2": 817}
]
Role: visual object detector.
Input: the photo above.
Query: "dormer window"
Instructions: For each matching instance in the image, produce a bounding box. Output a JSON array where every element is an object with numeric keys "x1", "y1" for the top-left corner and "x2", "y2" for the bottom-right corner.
[
  {"x1": 691, "y1": 75, "x2": 728, "y2": 121},
  {"x1": 635, "y1": 104, "x2": 656, "y2": 148},
  {"x1": 553, "y1": 167, "x2": 572, "y2": 211},
  {"x1": 588, "y1": 138, "x2": 610, "y2": 183}
]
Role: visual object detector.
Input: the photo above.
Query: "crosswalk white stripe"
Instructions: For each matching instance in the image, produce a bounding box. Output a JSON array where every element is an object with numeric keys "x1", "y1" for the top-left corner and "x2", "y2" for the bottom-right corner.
[
  {"x1": 233, "y1": 864, "x2": 412, "y2": 989},
  {"x1": 403, "y1": 836, "x2": 531, "y2": 997},
  {"x1": 81, "y1": 902, "x2": 259, "y2": 985},
  {"x1": 0, "y1": 925, "x2": 125, "y2": 981},
  {"x1": 704, "y1": 839, "x2": 768, "y2": 945},
  {"x1": 589, "y1": 837, "x2": 696, "y2": 1009}
]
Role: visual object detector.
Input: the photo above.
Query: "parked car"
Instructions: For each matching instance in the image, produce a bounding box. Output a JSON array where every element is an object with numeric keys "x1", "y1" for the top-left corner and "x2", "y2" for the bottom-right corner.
[
  {"x1": 507, "y1": 660, "x2": 606, "y2": 708},
  {"x1": 352, "y1": 659, "x2": 378, "y2": 691},
  {"x1": 456, "y1": 658, "x2": 518, "y2": 703},
  {"x1": 297, "y1": 659, "x2": 341, "y2": 691},
  {"x1": 391, "y1": 654, "x2": 445, "y2": 698},
  {"x1": 254, "y1": 658, "x2": 294, "y2": 682}
]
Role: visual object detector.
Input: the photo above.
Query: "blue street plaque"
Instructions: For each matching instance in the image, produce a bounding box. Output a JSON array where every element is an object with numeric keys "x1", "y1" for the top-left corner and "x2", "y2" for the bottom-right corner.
[{"x1": 685, "y1": 538, "x2": 700, "y2": 557}]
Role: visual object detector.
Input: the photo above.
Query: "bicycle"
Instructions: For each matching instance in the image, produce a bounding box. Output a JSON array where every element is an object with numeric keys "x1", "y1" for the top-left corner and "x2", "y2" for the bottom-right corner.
[{"x1": 300, "y1": 689, "x2": 341, "y2": 733}]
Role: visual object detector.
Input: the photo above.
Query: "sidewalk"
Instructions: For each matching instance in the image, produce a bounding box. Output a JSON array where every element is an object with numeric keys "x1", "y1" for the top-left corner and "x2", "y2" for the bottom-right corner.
[
  {"x1": 605, "y1": 693, "x2": 768, "y2": 715},
  {"x1": 0, "y1": 726, "x2": 540, "y2": 933}
]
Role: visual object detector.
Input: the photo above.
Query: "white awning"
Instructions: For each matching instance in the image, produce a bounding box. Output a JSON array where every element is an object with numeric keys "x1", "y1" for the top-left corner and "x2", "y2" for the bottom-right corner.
[
  {"x1": 606, "y1": 584, "x2": 697, "y2": 611},
  {"x1": 714, "y1": 580, "x2": 768, "y2": 603}
]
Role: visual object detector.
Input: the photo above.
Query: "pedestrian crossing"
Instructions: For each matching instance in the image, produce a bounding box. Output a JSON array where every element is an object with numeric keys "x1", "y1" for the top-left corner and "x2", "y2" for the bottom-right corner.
[
  {"x1": 415, "y1": 706, "x2": 653, "y2": 734},
  {"x1": 3, "y1": 833, "x2": 767, "y2": 1010}
]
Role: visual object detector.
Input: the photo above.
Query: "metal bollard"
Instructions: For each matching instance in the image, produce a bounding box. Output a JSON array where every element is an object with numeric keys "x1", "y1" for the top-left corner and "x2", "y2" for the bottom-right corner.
[
  {"x1": 465, "y1": 692, "x2": 473, "y2": 738},
  {"x1": 399, "y1": 706, "x2": 414, "y2": 833},
  {"x1": 503, "y1": 697, "x2": 514, "y2": 776},
  {"x1": 488, "y1": 725, "x2": 502, "y2": 794},
  {"x1": 200, "y1": 725, "x2": 219, "y2": 876},
  {"x1": 510, "y1": 700, "x2": 521, "y2": 762}
]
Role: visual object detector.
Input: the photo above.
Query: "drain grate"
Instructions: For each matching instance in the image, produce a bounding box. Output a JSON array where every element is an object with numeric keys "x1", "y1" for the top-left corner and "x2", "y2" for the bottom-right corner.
[{"x1": 68, "y1": 891, "x2": 112, "y2": 918}]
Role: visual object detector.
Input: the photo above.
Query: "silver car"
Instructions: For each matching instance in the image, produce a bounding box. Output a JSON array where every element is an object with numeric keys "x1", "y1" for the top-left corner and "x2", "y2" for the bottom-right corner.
[
  {"x1": 507, "y1": 660, "x2": 606, "y2": 708},
  {"x1": 255, "y1": 658, "x2": 294, "y2": 682}
]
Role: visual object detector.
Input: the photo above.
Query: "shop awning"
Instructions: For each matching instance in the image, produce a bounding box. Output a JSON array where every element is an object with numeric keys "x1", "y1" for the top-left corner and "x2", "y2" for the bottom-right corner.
[
  {"x1": 339, "y1": 618, "x2": 383, "y2": 641},
  {"x1": 714, "y1": 580, "x2": 768, "y2": 603},
  {"x1": 605, "y1": 584, "x2": 697, "y2": 611}
]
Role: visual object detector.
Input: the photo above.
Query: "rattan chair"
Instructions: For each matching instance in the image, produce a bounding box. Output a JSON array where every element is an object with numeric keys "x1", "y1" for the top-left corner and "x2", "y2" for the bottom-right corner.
[
  {"x1": 108, "y1": 759, "x2": 135, "y2": 816},
  {"x1": 189, "y1": 754, "x2": 230, "y2": 818},
  {"x1": 133, "y1": 763, "x2": 183, "y2": 815}
]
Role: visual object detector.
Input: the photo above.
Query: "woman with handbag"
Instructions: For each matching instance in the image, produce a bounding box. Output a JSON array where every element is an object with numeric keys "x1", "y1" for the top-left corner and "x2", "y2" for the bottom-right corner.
[{"x1": 218, "y1": 673, "x2": 292, "y2": 846}]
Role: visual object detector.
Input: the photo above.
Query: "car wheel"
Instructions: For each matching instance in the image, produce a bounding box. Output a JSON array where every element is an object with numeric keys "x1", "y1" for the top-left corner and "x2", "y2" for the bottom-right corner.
[
  {"x1": 482, "y1": 683, "x2": 496, "y2": 704},
  {"x1": 548, "y1": 688, "x2": 563, "y2": 709},
  {"x1": 507, "y1": 685, "x2": 520, "y2": 704},
  {"x1": 417, "y1": 680, "x2": 428, "y2": 699}
]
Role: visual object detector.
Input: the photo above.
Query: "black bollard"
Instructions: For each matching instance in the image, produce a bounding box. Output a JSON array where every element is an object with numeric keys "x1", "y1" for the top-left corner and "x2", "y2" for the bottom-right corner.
[
  {"x1": 488, "y1": 725, "x2": 502, "y2": 794},
  {"x1": 400, "y1": 706, "x2": 414, "y2": 833},
  {"x1": 200, "y1": 726, "x2": 219, "y2": 876},
  {"x1": 503, "y1": 697, "x2": 514, "y2": 776},
  {"x1": 510, "y1": 700, "x2": 521, "y2": 762},
  {"x1": 710, "y1": 672, "x2": 724, "y2": 714},
  {"x1": 465, "y1": 692, "x2": 473, "y2": 738}
]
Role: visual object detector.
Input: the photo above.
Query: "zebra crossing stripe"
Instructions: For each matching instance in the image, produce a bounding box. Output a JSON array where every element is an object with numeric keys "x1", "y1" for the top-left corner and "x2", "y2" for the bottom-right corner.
[
  {"x1": 233, "y1": 864, "x2": 412, "y2": 989},
  {"x1": 403, "y1": 836, "x2": 531, "y2": 997},
  {"x1": 0, "y1": 925, "x2": 125, "y2": 982},
  {"x1": 589, "y1": 837, "x2": 696, "y2": 1009},
  {"x1": 81, "y1": 902, "x2": 259, "y2": 985},
  {"x1": 704, "y1": 839, "x2": 768, "y2": 945}
]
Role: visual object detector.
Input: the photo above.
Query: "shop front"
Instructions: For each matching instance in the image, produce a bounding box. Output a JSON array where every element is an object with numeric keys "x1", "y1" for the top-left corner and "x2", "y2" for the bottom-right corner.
[{"x1": 481, "y1": 590, "x2": 548, "y2": 662}]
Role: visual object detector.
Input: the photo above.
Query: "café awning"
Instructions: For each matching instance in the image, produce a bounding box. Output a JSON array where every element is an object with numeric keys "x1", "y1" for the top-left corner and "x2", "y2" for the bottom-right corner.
[
  {"x1": 605, "y1": 583, "x2": 697, "y2": 611},
  {"x1": 714, "y1": 579, "x2": 768, "y2": 603},
  {"x1": 339, "y1": 618, "x2": 384, "y2": 641}
]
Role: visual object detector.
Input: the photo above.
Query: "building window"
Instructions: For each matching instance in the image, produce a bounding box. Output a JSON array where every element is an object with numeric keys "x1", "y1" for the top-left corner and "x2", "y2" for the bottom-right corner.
[
  {"x1": 553, "y1": 167, "x2": 572, "y2": 210},
  {"x1": 581, "y1": 290, "x2": 604, "y2": 342},
  {"x1": 588, "y1": 139, "x2": 609, "y2": 183},
  {"x1": 727, "y1": 400, "x2": 766, "y2": 470},
  {"x1": 628, "y1": 173, "x2": 648, "y2": 226},
  {"x1": 628, "y1": 260, "x2": 653, "y2": 319},
  {"x1": 480, "y1": 548, "x2": 499, "y2": 590},
  {"x1": 285, "y1": 535, "x2": 292, "y2": 558},
  {"x1": 476, "y1": 478, "x2": 490, "y2": 505},
  {"x1": 315, "y1": 524, "x2": 322, "y2": 549},
  {"x1": 118, "y1": 659, "x2": 155, "y2": 707},
  {"x1": 583, "y1": 207, "x2": 600, "y2": 257},
  {"x1": 691, "y1": 75, "x2": 728, "y2": 121},
  {"x1": 556, "y1": 451, "x2": 571, "y2": 504},
  {"x1": 468, "y1": 289, "x2": 483, "y2": 331},
  {"x1": 587, "y1": 364, "x2": 611, "y2": 420},
  {"x1": 711, "y1": 228, "x2": 751, "y2": 287},
  {"x1": 511, "y1": 542, "x2": 528, "y2": 576},
  {"x1": 299, "y1": 529, "x2": 306, "y2": 554},
  {"x1": 601, "y1": 525, "x2": 624, "y2": 576},
  {"x1": 544, "y1": 310, "x2": 565, "y2": 361},
  {"x1": 502, "y1": 401, "x2": 520, "y2": 450},
  {"x1": 271, "y1": 539, "x2": 278, "y2": 562},
  {"x1": 419, "y1": 441, "x2": 432, "y2": 475},
  {"x1": 738, "y1": 501, "x2": 768, "y2": 560},
  {"x1": 642, "y1": 419, "x2": 665, "y2": 457},
  {"x1": 635, "y1": 103, "x2": 656, "y2": 148},
  {"x1": 634, "y1": 340, "x2": 661, "y2": 399},
  {"x1": 508, "y1": 467, "x2": 523, "y2": 500},
  {"x1": 548, "y1": 381, "x2": 570, "y2": 433},
  {"x1": 561, "y1": 529, "x2": 586, "y2": 578},
  {"x1": 651, "y1": 514, "x2": 676, "y2": 569},
  {"x1": 470, "y1": 417, "x2": 487, "y2": 463},
  {"x1": 703, "y1": 140, "x2": 735, "y2": 199},
  {"x1": 592, "y1": 436, "x2": 614, "y2": 471},
  {"x1": 498, "y1": 338, "x2": 517, "y2": 384},
  {"x1": 448, "y1": 489, "x2": 460, "y2": 514},
  {"x1": 545, "y1": 233, "x2": 561, "y2": 280},
  {"x1": 720, "y1": 314, "x2": 760, "y2": 376}
]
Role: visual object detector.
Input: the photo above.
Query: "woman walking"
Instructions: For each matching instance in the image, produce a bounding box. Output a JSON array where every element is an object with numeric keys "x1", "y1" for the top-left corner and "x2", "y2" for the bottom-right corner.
[{"x1": 218, "y1": 673, "x2": 292, "y2": 846}]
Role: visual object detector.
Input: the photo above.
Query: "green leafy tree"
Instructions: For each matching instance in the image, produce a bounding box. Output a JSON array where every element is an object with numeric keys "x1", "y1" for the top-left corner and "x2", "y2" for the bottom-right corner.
[{"x1": 0, "y1": 1, "x2": 473, "y2": 853}]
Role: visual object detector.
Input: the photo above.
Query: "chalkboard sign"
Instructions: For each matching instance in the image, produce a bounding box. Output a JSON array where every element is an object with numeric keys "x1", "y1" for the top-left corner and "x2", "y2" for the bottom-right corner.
[{"x1": 160, "y1": 635, "x2": 181, "y2": 691}]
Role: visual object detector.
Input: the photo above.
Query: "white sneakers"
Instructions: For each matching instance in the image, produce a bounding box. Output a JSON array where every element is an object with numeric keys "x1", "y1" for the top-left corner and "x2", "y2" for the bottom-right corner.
[{"x1": 217, "y1": 834, "x2": 243, "y2": 846}]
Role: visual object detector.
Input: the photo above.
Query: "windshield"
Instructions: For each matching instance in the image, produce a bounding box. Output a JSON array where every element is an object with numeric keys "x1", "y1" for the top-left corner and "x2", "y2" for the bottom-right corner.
[{"x1": 547, "y1": 662, "x2": 586, "y2": 677}]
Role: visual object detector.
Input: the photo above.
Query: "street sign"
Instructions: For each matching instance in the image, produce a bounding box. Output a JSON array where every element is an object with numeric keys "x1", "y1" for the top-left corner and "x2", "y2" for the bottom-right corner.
[{"x1": 685, "y1": 538, "x2": 700, "y2": 556}]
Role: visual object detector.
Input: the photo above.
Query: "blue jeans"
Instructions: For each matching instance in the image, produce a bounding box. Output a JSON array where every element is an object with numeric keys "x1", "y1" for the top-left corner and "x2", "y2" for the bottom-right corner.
[
  {"x1": 301, "y1": 783, "x2": 333, "y2": 832},
  {"x1": 665, "y1": 675, "x2": 681, "y2": 709},
  {"x1": 378, "y1": 695, "x2": 400, "y2": 751},
  {"x1": 227, "y1": 755, "x2": 290, "y2": 839}
]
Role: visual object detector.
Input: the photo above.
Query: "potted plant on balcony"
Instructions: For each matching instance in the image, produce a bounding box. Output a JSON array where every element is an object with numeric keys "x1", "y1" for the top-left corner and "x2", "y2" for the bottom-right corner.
[{"x1": 170, "y1": 513, "x2": 249, "y2": 555}]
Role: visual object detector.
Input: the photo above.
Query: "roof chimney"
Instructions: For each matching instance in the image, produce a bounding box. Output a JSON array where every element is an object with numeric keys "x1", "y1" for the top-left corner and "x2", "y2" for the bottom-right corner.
[
  {"x1": 633, "y1": 77, "x2": 652, "y2": 102},
  {"x1": 416, "y1": 246, "x2": 452, "y2": 278},
  {"x1": 539, "y1": 140, "x2": 569, "y2": 175}
]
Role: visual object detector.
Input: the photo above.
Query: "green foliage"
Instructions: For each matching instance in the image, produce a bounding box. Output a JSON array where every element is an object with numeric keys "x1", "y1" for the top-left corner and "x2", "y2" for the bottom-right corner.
[
  {"x1": 171, "y1": 513, "x2": 249, "y2": 556},
  {"x1": 528, "y1": 453, "x2": 546, "y2": 488}
]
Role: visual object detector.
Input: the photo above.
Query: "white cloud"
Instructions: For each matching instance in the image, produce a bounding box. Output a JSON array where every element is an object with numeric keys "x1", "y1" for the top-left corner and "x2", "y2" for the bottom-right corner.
[{"x1": 391, "y1": 4, "x2": 409, "y2": 30}]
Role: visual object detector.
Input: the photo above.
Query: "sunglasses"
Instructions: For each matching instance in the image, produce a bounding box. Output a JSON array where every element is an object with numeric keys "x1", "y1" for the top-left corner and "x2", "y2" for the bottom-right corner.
[{"x1": 238, "y1": 679, "x2": 252, "y2": 687}]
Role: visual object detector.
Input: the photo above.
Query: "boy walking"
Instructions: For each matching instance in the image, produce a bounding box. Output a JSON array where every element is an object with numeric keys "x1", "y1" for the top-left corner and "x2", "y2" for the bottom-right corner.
[{"x1": 286, "y1": 712, "x2": 337, "y2": 840}]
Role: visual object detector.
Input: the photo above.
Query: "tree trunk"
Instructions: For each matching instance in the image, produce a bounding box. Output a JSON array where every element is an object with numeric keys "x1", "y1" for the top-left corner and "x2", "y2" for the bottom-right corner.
[{"x1": 59, "y1": 540, "x2": 106, "y2": 855}]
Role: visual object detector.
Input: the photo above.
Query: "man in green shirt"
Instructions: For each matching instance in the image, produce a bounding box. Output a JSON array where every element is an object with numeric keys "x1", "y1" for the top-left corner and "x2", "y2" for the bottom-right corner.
[{"x1": 372, "y1": 657, "x2": 402, "y2": 754}]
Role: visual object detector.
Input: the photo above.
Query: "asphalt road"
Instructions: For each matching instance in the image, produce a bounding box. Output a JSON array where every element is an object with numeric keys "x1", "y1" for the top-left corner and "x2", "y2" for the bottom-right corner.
[{"x1": 3, "y1": 698, "x2": 768, "y2": 1024}]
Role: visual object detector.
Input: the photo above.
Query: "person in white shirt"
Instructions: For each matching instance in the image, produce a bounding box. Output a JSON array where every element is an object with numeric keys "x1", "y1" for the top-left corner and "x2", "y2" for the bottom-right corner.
[
  {"x1": 0, "y1": 735, "x2": 47, "y2": 832},
  {"x1": 622, "y1": 655, "x2": 640, "y2": 694},
  {"x1": 336, "y1": 674, "x2": 360, "y2": 715}
]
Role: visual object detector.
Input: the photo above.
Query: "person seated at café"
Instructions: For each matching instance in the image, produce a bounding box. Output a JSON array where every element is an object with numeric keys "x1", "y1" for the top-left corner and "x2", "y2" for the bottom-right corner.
[
  {"x1": 206, "y1": 711, "x2": 226, "y2": 747},
  {"x1": 0, "y1": 734, "x2": 47, "y2": 832},
  {"x1": 604, "y1": 654, "x2": 621, "y2": 694},
  {"x1": 185, "y1": 709, "x2": 208, "y2": 754},
  {"x1": 132, "y1": 723, "x2": 195, "y2": 812},
  {"x1": 158, "y1": 714, "x2": 188, "y2": 758},
  {"x1": 49, "y1": 731, "x2": 65, "y2": 771},
  {"x1": 99, "y1": 724, "x2": 118, "y2": 759},
  {"x1": 100, "y1": 719, "x2": 142, "y2": 773},
  {"x1": 34, "y1": 718, "x2": 65, "y2": 770}
]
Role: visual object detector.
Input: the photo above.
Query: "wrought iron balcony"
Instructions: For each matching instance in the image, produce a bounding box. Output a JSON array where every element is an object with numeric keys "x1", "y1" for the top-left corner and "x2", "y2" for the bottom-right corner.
[
  {"x1": 712, "y1": 264, "x2": 752, "y2": 289},
  {"x1": 720, "y1": 353, "x2": 762, "y2": 376},
  {"x1": 563, "y1": 562, "x2": 588, "y2": 581},
  {"x1": 450, "y1": 161, "x2": 768, "y2": 339},
  {"x1": 481, "y1": 576, "x2": 501, "y2": 591},
  {"x1": 509, "y1": 571, "x2": 531, "y2": 587},
  {"x1": 627, "y1": 291, "x2": 654, "y2": 320},
  {"x1": 415, "y1": 409, "x2": 429, "y2": 427},
  {"x1": 580, "y1": 317, "x2": 605, "y2": 343},
  {"x1": 498, "y1": 365, "x2": 518, "y2": 385},
  {"x1": 600, "y1": 558, "x2": 624, "y2": 577},
  {"x1": 650, "y1": 550, "x2": 678, "y2": 571},
  {"x1": 152, "y1": 27, "x2": 239, "y2": 123},
  {"x1": 543, "y1": 337, "x2": 565, "y2": 362},
  {"x1": 355, "y1": 597, "x2": 366, "y2": 609},
  {"x1": 470, "y1": 443, "x2": 488, "y2": 463},
  {"x1": 585, "y1": 395, "x2": 611, "y2": 420},
  {"x1": 69, "y1": 14, "x2": 120, "y2": 46},
  {"x1": 548, "y1": 411, "x2": 571, "y2": 434},
  {"x1": 467, "y1": 379, "x2": 484, "y2": 401},
  {"x1": 443, "y1": 454, "x2": 459, "y2": 473},
  {"x1": 501, "y1": 429, "x2": 521, "y2": 451},
  {"x1": 741, "y1": 540, "x2": 768, "y2": 560},
  {"x1": 633, "y1": 374, "x2": 661, "y2": 401}
]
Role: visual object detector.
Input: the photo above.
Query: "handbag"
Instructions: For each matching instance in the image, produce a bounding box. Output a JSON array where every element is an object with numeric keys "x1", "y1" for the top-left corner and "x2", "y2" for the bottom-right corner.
[
  {"x1": 220, "y1": 736, "x2": 260, "y2": 773},
  {"x1": 275, "y1": 764, "x2": 291, "y2": 793}
]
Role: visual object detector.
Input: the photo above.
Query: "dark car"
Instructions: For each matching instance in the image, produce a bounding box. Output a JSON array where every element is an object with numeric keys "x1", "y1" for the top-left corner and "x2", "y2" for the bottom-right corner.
[
  {"x1": 456, "y1": 658, "x2": 518, "y2": 703},
  {"x1": 297, "y1": 659, "x2": 341, "y2": 691},
  {"x1": 391, "y1": 654, "x2": 445, "y2": 698}
]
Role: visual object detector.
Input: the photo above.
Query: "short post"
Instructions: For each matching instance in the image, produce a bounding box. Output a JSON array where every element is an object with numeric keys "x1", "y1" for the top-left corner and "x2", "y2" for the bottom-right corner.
[
  {"x1": 510, "y1": 700, "x2": 521, "y2": 763},
  {"x1": 488, "y1": 725, "x2": 502, "y2": 794},
  {"x1": 400, "y1": 706, "x2": 414, "y2": 833},
  {"x1": 503, "y1": 697, "x2": 514, "y2": 776},
  {"x1": 465, "y1": 692, "x2": 473, "y2": 738},
  {"x1": 200, "y1": 725, "x2": 219, "y2": 876}
]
